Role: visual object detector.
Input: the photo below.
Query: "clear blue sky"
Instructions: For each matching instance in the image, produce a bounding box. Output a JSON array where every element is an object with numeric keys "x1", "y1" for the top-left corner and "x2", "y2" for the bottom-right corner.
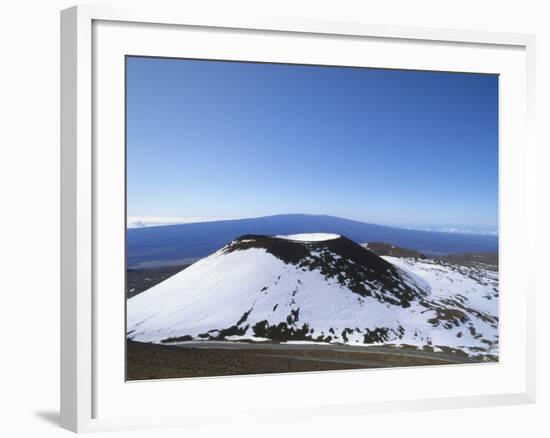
[{"x1": 126, "y1": 56, "x2": 498, "y2": 229}]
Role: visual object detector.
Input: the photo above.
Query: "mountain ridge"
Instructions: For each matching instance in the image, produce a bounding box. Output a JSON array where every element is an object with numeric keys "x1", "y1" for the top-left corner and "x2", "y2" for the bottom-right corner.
[{"x1": 127, "y1": 214, "x2": 498, "y2": 268}]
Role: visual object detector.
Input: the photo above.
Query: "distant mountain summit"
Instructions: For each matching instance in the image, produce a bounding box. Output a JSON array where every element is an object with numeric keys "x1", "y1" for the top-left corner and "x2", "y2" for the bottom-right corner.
[
  {"x1": 127, "y1": 233, "x2": 498, "y2": 358},
  {"x1": 126, "y1": 214, "x2": 498, "y2": 268}
]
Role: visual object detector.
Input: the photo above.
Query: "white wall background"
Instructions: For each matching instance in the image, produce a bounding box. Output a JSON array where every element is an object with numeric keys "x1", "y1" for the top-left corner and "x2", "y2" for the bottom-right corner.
[{"x1": 0, "y1": 0, "x2": 547, "y2": 436}]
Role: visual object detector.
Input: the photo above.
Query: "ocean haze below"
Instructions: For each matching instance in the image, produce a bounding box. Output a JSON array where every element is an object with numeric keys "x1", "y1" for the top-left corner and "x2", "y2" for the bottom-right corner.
[{"x1": 126, "y1": 214, "x2": 498, "y2": 269}]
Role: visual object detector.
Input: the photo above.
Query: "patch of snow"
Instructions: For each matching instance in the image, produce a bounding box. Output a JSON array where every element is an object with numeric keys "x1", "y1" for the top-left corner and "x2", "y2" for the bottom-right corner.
[
  {"x1": 282, "y1": 340, "x2": 332, "y2": 345},
  {"x1": 275, "y1": 233, "x2": 340, "y2": 242}
]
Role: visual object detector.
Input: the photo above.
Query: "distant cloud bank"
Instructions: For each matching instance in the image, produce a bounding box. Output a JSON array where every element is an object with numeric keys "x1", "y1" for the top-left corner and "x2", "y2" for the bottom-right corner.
[
  {"x1": 127, "y1": 216, "x2": 239, "y2": 228},
  {"x1": 402, "y1": 226, "x2": 498, "y2": 236}
]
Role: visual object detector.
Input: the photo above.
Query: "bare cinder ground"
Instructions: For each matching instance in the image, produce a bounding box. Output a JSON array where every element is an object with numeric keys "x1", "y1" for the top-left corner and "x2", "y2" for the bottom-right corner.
[
  {"x1": 126, "y1": 340, "x2": 480, "y2": 381},
  {"x1": 126, "y1": 265, "x2": 189, "y2": 298}
]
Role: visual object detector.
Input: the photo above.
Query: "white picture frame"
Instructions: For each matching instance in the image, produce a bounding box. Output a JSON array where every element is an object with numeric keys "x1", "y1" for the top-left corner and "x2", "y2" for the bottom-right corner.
[{"x1": 60, "y1": 4, "x2": 537, "y2": 433}]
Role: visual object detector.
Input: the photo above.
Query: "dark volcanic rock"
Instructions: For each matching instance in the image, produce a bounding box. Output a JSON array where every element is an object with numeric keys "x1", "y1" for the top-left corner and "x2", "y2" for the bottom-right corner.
[{"x1": 361, "y1": 242, "x2": 425, "y2": 258}]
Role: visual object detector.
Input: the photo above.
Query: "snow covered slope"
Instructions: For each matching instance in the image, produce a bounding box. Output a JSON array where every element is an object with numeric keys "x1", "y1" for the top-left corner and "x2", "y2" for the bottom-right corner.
[{"x1": 127, "y1": 234, "x2": 498, "y2": 359}]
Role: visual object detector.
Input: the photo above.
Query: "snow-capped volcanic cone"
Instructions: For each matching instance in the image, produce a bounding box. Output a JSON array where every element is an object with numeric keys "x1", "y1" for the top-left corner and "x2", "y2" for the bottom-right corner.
[{"x1": 127, "y1": 233, "x2": 498, "y2": 358}]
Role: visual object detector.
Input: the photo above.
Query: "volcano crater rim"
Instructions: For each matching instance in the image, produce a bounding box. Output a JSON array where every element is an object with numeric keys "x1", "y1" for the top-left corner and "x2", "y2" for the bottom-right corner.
[{"x1": 274, "y1": 233, "x2": 341, "y2": 242}]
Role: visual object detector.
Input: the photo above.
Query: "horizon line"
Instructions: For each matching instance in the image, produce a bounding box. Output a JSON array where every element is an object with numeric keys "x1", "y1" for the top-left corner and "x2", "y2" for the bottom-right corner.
[{"x1": 127, "y1": 213, "x2": 499, "y2": 236}]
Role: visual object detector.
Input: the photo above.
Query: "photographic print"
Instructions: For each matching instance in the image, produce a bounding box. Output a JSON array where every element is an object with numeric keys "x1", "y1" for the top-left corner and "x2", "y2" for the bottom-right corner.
[{"x1": 125, "y1": 57, "x2": 499, "y2": 381}]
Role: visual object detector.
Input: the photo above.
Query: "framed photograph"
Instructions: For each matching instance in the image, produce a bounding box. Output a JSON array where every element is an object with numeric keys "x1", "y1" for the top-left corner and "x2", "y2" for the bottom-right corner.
[{"x1": 61, "y1": 5, "x2": 536, "y2": 433}]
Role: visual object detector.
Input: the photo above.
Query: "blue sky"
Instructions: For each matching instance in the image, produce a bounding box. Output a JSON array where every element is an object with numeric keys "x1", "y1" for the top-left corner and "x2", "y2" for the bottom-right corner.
[{"x1": 126, "y1": 56, "x2": 498, "y2": 230}]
